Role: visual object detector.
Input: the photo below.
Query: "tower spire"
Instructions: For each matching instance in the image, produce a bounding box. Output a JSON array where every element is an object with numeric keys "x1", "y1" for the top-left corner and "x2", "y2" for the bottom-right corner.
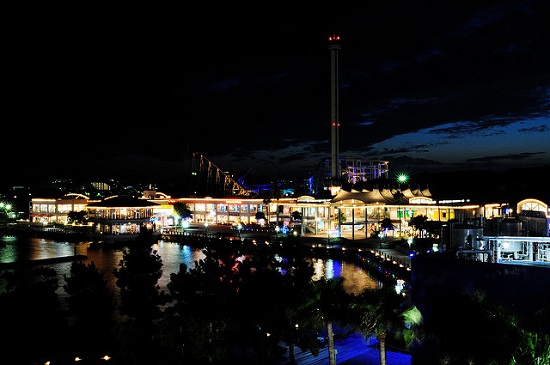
[{"x1": 328, "y1": 34, "x2": 341, "y2": 181}]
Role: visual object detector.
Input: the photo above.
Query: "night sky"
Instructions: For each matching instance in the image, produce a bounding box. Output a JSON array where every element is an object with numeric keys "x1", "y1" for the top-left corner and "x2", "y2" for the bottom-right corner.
[{"x1": 6, "y1": 1, "x2": 550, "y2": 185}]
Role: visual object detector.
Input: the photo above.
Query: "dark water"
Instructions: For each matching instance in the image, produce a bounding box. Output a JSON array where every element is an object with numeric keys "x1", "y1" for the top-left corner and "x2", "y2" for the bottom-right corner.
[{"x1": 0, "y1": 235, "x2": 382, "y2": 296}]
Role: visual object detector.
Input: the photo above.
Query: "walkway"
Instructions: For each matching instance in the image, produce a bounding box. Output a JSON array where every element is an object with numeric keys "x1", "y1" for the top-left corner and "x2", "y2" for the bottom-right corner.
[
  {"x1": 276, "y1": 333, "x2": 412, "y2": 365},
  {"x1": 302, "y1": 234, "x2": 412, "y2": 268}
]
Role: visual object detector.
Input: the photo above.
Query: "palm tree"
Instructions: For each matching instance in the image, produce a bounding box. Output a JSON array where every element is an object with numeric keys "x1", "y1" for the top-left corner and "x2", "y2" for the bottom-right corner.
[
  {"x1": 409, "y1": 214, "x2": 428, "y2": 237},
  {"x1": 421, "y1": 289, "x2": 546, "y2": 365},
  {"x1": 354, "y1": 286, "x2": 421, "y2": 365},
  {"x1": 278, "y1": 254, "x2": 320, "y2": 364},
  {"x1": 380, "y1": 217, "x2": 395, "y2": 236},
  {"x1": 173, "y1": 201, "x2": 192, "y2": 230},
  {"x1": 308, "y1": 277, "x2": 353, "y2": 365}
]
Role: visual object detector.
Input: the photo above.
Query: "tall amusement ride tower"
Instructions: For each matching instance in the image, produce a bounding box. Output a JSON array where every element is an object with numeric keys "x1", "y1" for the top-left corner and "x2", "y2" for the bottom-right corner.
[
  {"x1": 312, "y1": 34, "x2": 389, "y2": 195},
  {"x1": 328, "y1": 34, "x2": 341, "y2": 181}
]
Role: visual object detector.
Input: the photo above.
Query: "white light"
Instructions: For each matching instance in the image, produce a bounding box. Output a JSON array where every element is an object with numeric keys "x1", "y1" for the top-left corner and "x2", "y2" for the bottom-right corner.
[
  {"x1": 395, "y1": 279, "x2": 405, "y2": 294},
  {"x1": 395, "y1": 284, "x2": 402, "y2": 294}
]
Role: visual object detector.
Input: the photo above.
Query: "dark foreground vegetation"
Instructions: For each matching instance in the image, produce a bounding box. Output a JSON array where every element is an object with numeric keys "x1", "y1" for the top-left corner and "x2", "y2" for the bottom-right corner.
[{"x1": 0, "y1": 236, "x2": 548, "y2": 365}]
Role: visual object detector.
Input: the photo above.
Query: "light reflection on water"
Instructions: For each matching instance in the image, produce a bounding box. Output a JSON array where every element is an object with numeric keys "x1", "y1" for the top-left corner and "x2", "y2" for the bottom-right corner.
[
  {"x1": 1, "y1": 236, "x2": 382, "y2": 295},
  {"x1": 0, "y1": 236, "x2": 75, "y2": 262},
  {"x1": 310, "y1": 258, "x2": 382, "y2": 295}
]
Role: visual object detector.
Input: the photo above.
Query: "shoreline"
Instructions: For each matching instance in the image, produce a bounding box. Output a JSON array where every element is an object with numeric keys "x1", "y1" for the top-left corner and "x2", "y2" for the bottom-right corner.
[{"x1": 0, "y1": 254, "x2": 88, "y2": 269}]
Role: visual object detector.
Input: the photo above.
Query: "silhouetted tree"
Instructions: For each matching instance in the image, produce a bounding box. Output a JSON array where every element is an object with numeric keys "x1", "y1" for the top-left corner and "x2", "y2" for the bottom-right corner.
[
  {"x1": 165, "y1": 246, "x2": 241, "y2": 363},
  {"x1": 380, "y1": 217, "x2": 394, "y2": 230},
  {"x1": 233, "y1": 251, "x2": 291, "y2": 362},
  {"x1": 354, "y1": 286, "x2": 421, "y2": 365},
  {"x1": 268, "y1": 253, "x2": 321, "y2": 364},
  {"x1": 173, "y1": 201, "x2": 192, "y2": 222},
  {"x1": 291, "y1": 210, "x2": 302, "y2": 222},
  {"x1": 113, "y1": 245, "x2": 168, "y2": 365},
  {"x1": 0, "y1": 266, "x2": 67, "y2": 364},
  {"x1": 64, "y1": 260, "x2": 116, "y2": 360},
  {"x1": 306, "y1": 277, "x2": 353, "y2": 365},
  {"x1": 409, "y1": 215, "x2": 428, "y2": 237},
  {"x1": 238, "y1": 249, "x2": 322, "y2": 364},
  {"x1": 418, "y1": 289, "x2": 544, "y2": 365},
  {"x1": 255, "y1": 211, "x2": 267, "y2": 222},
  {"x1": 67, "y1": 210, "x2": 88, "y2": 225}
]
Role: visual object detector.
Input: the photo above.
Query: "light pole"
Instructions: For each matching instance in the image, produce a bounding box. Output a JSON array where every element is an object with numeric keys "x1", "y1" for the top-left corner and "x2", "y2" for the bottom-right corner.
[
  {"x1": 408, "y1": 237, "x2": 414, "y2": 269},
  {"x1": 396, "y1": 173, "x2": 409, "y2": 239},
  {"x1": 398, "y1": 206, "x2": 402, "y2": 238}
]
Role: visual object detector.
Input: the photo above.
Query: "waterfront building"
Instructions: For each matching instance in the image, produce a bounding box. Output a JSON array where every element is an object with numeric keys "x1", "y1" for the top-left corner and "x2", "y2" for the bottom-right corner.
[
  {"x1": 29, "y1": 193, "x2": 96, "y2": 225},
  {"x1": 86, "y1": 195, "x2": 160, "y2": 243},
  {"x1": 23, "y1": 187, "x2": 549, "y2": 252}
]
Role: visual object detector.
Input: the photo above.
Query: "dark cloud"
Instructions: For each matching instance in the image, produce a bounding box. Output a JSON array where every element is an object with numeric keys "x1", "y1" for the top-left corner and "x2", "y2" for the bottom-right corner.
[{"x1": 466, "y1": 151, "x2": 547, "y2": 163}]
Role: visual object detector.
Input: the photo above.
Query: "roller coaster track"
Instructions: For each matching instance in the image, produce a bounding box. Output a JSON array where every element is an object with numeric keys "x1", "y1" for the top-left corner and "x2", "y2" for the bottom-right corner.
[{"x1": 184, "y1": 152, "x2": 251, "y2": 197}]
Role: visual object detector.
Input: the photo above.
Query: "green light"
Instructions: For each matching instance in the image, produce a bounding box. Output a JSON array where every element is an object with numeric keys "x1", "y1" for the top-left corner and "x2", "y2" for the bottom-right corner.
[{"x1": 397, "y1": 173, "x2": 409, "y2": 184}]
